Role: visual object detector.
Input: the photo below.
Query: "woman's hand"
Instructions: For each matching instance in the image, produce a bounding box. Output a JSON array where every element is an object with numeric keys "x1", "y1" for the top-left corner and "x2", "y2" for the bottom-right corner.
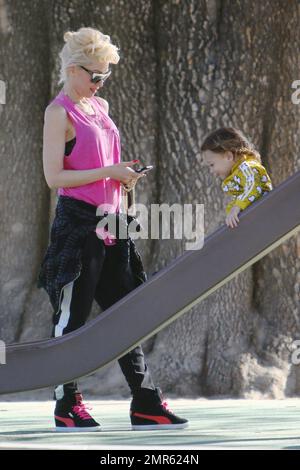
[
  {"x1": 121, "y1": 180, "x2": 138, "y2": 192},
  {"x1": 225, "y1": 206, "x2": 241, "y2": 228},
  {"x1": 106, "y1": 161, "x2": 147, "y2": 187}
]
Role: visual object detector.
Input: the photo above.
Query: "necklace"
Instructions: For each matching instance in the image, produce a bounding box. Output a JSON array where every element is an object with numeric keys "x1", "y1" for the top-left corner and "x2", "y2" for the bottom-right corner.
[
  {"x1": 77, "y1": 99, "x2": 95, "y2": 115},
  {"x1": 62, "y1": 88, "x2": 107, "y2": 128},
  {"x1": 62, "y1": 89, "x2": 95, "y2": 114}
]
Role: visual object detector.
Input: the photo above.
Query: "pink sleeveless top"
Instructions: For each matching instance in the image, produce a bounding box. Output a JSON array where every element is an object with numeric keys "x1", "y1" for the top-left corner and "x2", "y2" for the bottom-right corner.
[{"x1": 52, "y1": 89, "x2": 122, "y2": 245}]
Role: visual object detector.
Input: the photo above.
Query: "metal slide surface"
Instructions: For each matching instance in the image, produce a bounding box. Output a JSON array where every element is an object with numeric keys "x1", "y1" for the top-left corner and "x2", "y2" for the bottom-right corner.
[{"x1": 0, "y1": 170, "x2": 299, "y2": 394}]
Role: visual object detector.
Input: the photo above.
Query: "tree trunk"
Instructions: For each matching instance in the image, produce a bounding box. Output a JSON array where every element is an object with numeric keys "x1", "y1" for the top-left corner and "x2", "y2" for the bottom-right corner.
[
  {"x1": 145, "y1": 0, "x2": 300, "y2": 398},
  {"x1": 0, "y1": 0, "x2": 52, "y2": 344}
]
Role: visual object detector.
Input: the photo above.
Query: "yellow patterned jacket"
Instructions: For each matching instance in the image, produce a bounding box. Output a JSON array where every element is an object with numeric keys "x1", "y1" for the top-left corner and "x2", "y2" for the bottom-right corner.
[{"x1": 221, "y1": 155, "x2": 273, "y2": 214}]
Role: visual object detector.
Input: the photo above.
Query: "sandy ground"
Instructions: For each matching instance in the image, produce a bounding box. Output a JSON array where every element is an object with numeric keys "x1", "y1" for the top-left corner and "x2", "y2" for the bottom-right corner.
[{"x1": 0, "y1": 398, "x2": 300, "y2": 449}]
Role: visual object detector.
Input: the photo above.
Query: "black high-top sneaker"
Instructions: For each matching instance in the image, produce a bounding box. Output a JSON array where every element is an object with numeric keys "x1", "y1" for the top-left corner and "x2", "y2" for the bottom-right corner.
[
  {"x1": 54, "y1": 392, "x2": 101, "y2": 432},
  {"x1": 130, "y1": 387, "x2": 189, "y2": 430}
]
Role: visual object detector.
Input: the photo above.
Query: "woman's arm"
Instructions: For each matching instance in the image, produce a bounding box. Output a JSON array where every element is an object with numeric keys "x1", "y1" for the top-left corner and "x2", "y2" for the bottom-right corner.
[{"x1": 42, "y1": 104, "x2": 110, "y2": 189}]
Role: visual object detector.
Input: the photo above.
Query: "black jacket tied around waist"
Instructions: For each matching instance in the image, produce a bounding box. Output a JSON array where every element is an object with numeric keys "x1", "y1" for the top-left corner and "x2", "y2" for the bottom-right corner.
[{"x1": 37, "y1": 195, "x2": 147, "y2": 315}]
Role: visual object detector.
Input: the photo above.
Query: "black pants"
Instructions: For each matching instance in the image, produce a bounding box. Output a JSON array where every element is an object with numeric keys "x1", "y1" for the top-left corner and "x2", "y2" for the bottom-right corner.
[{"x1": 51, "y1": 230, "x2": 155, "y2": 400}]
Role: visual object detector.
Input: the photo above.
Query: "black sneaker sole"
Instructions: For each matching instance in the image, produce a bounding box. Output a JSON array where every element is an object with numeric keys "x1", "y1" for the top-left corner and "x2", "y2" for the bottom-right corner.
[
  {"x1": 131, "y1": 422, "x2": 189, "y2": 431},
  {"x1": 54, "y1": 425, "x2": 101, "y2": 433}
]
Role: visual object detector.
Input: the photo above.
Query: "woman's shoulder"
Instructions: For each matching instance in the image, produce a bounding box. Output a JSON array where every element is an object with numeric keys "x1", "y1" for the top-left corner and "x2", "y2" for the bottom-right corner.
[
  {"x1": 45, "y1": 100, "x2": 68, "y2": 116},
  {"x1": 44, "y1": 101, "x2": 68, "y2": 131},
  {"x1": 93, "y1": 96, "x2": 109, "y2": 114},
  {"x1": 45, "y1": 96, "x2": 71, "y2": 123}
]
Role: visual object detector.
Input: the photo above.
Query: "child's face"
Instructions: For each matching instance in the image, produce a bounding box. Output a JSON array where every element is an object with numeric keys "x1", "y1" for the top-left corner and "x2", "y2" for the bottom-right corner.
[{"x1": 202, "y1": 150, "x2": 234, "y2": 180}]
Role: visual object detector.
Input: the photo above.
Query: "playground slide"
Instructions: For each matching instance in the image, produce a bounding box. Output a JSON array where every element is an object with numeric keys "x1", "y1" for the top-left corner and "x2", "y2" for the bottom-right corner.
[{"x1": 0, "y1": 170, "x2": 299, "y2": 394}]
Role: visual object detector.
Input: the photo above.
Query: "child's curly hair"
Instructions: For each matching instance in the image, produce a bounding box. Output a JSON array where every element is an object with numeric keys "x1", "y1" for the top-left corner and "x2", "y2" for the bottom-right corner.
[{"x1": 200, "y1": 127, "x2": 261, "y2": 163}]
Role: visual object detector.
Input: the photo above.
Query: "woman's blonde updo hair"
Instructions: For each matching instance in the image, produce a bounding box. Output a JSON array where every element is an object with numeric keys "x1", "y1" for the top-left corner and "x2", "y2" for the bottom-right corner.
[{"x1": 58, "y1": 27, "x2": 120, "y2": 85}]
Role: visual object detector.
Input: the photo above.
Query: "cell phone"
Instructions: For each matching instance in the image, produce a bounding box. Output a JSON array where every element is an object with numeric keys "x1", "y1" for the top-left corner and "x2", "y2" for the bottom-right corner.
[{"x1": 135, "y1": 165, "x2": 154, "y2": 173}]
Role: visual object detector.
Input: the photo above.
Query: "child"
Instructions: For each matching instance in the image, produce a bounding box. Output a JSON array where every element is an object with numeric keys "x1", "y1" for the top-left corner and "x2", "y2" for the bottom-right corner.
[{"x1": 201, "y1": 127, "x2": 273, "y2": 228}]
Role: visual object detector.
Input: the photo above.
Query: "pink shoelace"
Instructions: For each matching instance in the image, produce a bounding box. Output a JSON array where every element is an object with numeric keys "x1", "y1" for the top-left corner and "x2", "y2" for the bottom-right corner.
[
  {"x1": 162, "y1": 400, "x2": 174, "y2": 414},
  {"x1": 72, "y1": 402, "x2": 93, "y2": 420}
]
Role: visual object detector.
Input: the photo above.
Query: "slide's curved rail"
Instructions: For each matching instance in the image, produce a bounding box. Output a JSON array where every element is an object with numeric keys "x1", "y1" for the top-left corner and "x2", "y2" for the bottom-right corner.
[{"x1": 1, "y1": 170, "x2": 299, "y2": 394}]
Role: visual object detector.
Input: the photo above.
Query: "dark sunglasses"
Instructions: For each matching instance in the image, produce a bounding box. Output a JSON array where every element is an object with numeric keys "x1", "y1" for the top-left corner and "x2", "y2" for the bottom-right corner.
[{"x1": 79, "y1": 65, "x2": 112, "y2": 84}]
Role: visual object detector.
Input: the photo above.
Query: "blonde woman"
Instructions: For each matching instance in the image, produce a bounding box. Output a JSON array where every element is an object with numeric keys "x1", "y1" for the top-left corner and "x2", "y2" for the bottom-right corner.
[{"x1": 37, "y1": 27, "x2": 188, "y2": 432}]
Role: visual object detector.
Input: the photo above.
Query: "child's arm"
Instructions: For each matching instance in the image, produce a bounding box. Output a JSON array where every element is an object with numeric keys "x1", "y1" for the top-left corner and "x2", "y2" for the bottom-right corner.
[
  {"x1": 225, "y1": 162, "x2": 272, "y2": 228},
  {"x1": 226, "y1": 205, "x2": 241, "y2": 228}
]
